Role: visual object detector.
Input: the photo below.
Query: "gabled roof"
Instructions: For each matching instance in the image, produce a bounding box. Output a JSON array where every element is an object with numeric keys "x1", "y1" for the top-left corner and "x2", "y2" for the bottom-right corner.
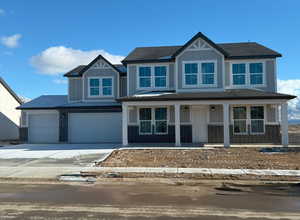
[
  {"x1": 64, "y1": 55, "x2": 126, "y2": 77},
  {"x1": 171, "y1": 32, "x2": 229, "y2": 58},
  {"x1": 118, "y1": 89, "x2": 296, "y2": 102},
  {"x1": 0, "y1": 77, "x2": 23, "y2": 104},
  {"x1": 122, "y1": 32, "x2": 282, "y2": 64}
]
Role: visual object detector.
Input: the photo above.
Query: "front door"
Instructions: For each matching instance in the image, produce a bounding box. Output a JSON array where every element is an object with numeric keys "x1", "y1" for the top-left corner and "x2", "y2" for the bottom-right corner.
[{"x1": 191, "y1": 105, "x2": 208, "y2": 143}]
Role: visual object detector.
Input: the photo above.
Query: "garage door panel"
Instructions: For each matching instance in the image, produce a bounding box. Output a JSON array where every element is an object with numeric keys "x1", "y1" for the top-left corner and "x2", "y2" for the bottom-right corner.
[
  {"x1": 69, "y1": 113, "x2": 122, "y2": 143},
  {"x1": 28, "y1": 113, "x2": 59, "y2": 143}
]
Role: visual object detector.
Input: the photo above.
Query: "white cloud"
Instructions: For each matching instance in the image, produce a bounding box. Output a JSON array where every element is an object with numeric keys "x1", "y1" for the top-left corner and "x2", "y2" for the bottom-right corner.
[
  {"x1": 277, "y1": 79, "x2": 300, "y2": 119},
  {"x1": 0, "y1": 34, "x2": 22, "y2": 48},
  {"x1": 53, "y1": 79, "x2": 67, "y2": 84},
  {"x1": 0, "y1": 9, "x2": 5, "y2": 16},
  {"x1": 30, "y1": 46, "x2": 125, "y2": 75}
]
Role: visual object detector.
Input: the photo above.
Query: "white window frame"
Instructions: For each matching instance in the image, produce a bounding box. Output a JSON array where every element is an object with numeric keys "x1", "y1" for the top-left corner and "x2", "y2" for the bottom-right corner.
[
  {"x1": 230, "y1": 61, "x2": 266, "y2": 88},
  {"x1": 138, "y1": 106, "x2": 169, "y2": 135},
  {"x1": 231, "y1": 105, "x2": 266, "y2": 135},
  {"x1": 88, "y1": 77, "x2": 114, "y2": 98},
  {"x1": 137, "y1": 64, "x2": 169, "y2": 90},
  {"x1": 182, "y1": 60, "x2": 217, "y2": 88}
]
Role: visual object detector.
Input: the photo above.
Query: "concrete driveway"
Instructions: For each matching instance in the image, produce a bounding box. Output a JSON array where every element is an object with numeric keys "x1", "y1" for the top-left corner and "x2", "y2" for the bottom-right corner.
[{"x1": 0, "y1": 144, "x2": 118, "y2": 179}]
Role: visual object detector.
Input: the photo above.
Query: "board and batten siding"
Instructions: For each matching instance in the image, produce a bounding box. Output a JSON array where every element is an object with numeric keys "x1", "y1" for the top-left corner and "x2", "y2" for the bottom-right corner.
[
  {"x1": 177, "y1": 50, "x2": 224, "y2": 90},
  {"x1": 127, "y1": 63, "x2": 175, "y2": 96},
  {"x1": 68, "y1": 78, "x2": 83, "y2": 101},
  {"x1": 120, "y1": 76, "x2": 127, "y2": 97},
  {"x1": 224, "y1": 60, "x2": 276, "y2": 92}
]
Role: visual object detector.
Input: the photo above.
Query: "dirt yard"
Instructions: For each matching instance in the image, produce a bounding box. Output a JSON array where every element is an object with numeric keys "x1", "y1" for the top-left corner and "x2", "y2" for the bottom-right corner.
[{"x1": 99, "y1": 148, "x2": 300, "y2": 170}]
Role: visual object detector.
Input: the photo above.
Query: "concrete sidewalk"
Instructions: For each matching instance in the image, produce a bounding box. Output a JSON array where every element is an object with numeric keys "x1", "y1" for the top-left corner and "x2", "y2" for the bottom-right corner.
[{"x1": 0, "y1": 166, "x2": 300, "y2": 179}]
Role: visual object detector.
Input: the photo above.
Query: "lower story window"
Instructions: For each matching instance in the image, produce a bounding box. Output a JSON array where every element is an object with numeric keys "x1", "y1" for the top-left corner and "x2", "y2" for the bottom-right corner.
[
  {"x1": 250, "y1": 106, "x2": 264, "y2": 133},
  {"x1": 139, "y1": 107, "x2": 168, "y2": 135},
  {"x1": 233, "y1": 107, "x2": 247, "y2": 134},
  {"x1": 232, "y1": 106, "x2": 265, "y2": 135},
  {"x1": 155, "y1": 108, "x2": 167, "y2": 134},
  {"x1": 139, "y1": 108, "x2": 152, "y2": 134}
]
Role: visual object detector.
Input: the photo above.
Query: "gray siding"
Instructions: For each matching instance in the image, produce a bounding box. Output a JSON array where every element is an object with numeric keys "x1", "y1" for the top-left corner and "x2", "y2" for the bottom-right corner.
[
  {"x1": 224, "y1": 60, "x2": 276, "y2": 92},
  {"x1": 209, "y1": 105, "x2": 223, "y2": 123},
  {"x1": 266, "y1": 104, "x2": 278, "y2": 122},
  {"x1": 83, "y1": 68, "x2": 118, "y2": 101},
  {"x1": 120, "y1": 76, "x2": 127, "y2": 97},
  {"x1": 177, "y1": 50, "x2": 224, "y2": 90},
  {"x1": 69, "y1": 78, "x2": 82, "y2": 101},
  {"x1": 128, "y1": 63, "x2": 175, "y2": 96},
  {"x1": 208, "y1": 124, "x2": 281, "y2": 144}
]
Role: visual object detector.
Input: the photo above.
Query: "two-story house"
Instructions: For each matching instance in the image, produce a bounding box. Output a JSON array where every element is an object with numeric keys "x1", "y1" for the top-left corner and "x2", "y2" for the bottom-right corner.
[{"x1": 18, "y1": 32, "x2": 296, "y2": 147}]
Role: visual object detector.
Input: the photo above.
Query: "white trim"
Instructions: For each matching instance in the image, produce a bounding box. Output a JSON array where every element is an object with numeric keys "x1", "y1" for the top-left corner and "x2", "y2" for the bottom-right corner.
[
  {"x1": 176, "y1": 37, "x2": 226, "y2": 59},
  {"x1": 122, "y1": 103, "x2": 128, "y2": 146},
  {"x1": 182, "y1": 60, "x2": 218, "y2": 88},
  {"x1": 137, "y1": 106, "x2": 169, "y2": 135},
  {"x1": 281, "y1": 102, "x2": 289, "y2": 147},
  {"x1": 174, "y1": 104, "x2": 181, "y2": 146},
  {"x1": 136, "y1": 64, "x2": 169, "y2": 90},
  {"x1": 223, "y1": 103, "x2": 230, "y2": 147},
  {"x1": 229, "y1": 61, "x2": 266, "y2": 88},
  {"x1": 231, "y1": 104, "x2": 266, "y2": 135},
  {"x1": 87, "y1": 76, "x2": 114, "y2": 98}
]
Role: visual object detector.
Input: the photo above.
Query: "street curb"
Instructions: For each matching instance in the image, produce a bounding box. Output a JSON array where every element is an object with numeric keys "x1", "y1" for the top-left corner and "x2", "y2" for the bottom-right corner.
[{"x1": 81, "y1": 167, "x2": 300, "y2": 176}]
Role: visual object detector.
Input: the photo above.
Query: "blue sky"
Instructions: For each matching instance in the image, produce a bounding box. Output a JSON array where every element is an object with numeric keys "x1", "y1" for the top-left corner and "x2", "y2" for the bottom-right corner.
[{"x1": 0, "y1": 0, "x2": 300, "y2": 116}]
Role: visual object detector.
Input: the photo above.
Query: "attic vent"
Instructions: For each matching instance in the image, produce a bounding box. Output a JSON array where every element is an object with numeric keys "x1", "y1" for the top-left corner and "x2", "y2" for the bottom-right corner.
[{"x1": 91, "y1": 60, "x2": 110, "y2": 69}]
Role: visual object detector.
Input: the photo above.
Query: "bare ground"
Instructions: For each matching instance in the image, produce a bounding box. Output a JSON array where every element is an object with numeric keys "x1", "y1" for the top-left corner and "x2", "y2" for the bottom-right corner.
[{"x1": 99, "y1": 147, "x2": 300, "y2": 170}]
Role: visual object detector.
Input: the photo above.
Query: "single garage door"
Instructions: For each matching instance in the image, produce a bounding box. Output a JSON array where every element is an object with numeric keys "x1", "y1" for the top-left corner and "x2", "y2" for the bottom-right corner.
[
  {"x1": 68, "y1": 112, "x2": 122, "y2": 143},
  {"x1": 28, "y1": 113, "x2": 59, "y2": 143}
]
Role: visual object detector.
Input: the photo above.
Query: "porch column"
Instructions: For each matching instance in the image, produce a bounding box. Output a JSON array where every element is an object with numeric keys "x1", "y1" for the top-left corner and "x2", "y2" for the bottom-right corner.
[
  {"x1": 281, "y1": 102, "x2": 289, "y2": 147},
  {"x1": 122, "y1": 103, "x2": 128, "y2": 146},
  {"x1": 175, "y1": 104, "x2": 181, "y2": 146},
  {"x1": 223, "y1": 103, "x2": 230, "y2": 148}
]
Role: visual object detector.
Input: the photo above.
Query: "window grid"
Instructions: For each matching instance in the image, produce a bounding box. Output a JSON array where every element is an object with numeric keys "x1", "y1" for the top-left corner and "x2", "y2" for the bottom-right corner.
[
  {"x1": 138, "y1": 66, "x2": 167, "y2": 89},
  {"x1": 232, "y1": 106, "x2": 265, "y2": 135},
  {"x1": 89, "y1": 77, "x2": 113, "y2": 97},
  {"x1": 183, "y1": 61, "x2": 216, "y2": 87},
  {"x1": 139, "y1": 107, "x2": 168, "y2": 135},
  {"x1": 231, "y1": 62, "x2": 264, "y2": 86}
]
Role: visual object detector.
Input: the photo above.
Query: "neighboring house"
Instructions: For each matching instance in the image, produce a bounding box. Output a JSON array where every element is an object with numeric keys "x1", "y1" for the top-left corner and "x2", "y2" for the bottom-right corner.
[
  {"x1": 0, "y1": 77, "x2": 23, "y2": 141},
  {"x1": 18, "y1": 32, "x2": 296, "y2": 147}
]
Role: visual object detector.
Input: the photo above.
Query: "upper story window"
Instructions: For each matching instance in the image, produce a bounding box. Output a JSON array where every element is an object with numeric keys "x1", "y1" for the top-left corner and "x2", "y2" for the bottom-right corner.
[
  {"x1": 89, "y1": 77, "x2": 113, "y2": 97},
  {"x1": 183, "y1": 61, "x2": 216, "y2": 87},
  {"x1": 138, "y1": 65, "x2": 167, "y2": 89},
  {"x1": 231, "y1": 62, "x2": 264, "y2": 86}
]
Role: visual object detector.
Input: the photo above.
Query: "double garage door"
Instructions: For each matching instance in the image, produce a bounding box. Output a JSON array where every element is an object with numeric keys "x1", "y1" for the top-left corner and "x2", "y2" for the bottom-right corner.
[
  {"x1": 68, "y1": 113, "x2": 122, "y2": 143},
  {"x1": 28, "y1": 112, "x2": 122, "y2": 143}
]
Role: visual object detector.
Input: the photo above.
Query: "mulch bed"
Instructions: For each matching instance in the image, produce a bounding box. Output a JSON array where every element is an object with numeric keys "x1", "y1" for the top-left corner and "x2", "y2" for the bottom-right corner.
[{"x1": 99, "y1": 148, "x2": 300, "y2": 170}]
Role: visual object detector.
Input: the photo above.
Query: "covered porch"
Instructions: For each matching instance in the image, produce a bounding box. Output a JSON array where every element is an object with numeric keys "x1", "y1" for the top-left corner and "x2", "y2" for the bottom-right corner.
[
  {"x1": 122, "y1": 100, "x2": 289, "y2": 147},
  {"x1": 118, "y1": 88, "x2": 297, "y2": 147}
]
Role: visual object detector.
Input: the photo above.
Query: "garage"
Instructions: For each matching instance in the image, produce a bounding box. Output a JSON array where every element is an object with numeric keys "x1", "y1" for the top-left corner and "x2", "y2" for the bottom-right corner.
[
  {"x1": 28, "y1": 113, "x2": 59, "y2": 143},
  {"x1": 68, "y1": 112, "x2": 122, "y2": 143}
]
